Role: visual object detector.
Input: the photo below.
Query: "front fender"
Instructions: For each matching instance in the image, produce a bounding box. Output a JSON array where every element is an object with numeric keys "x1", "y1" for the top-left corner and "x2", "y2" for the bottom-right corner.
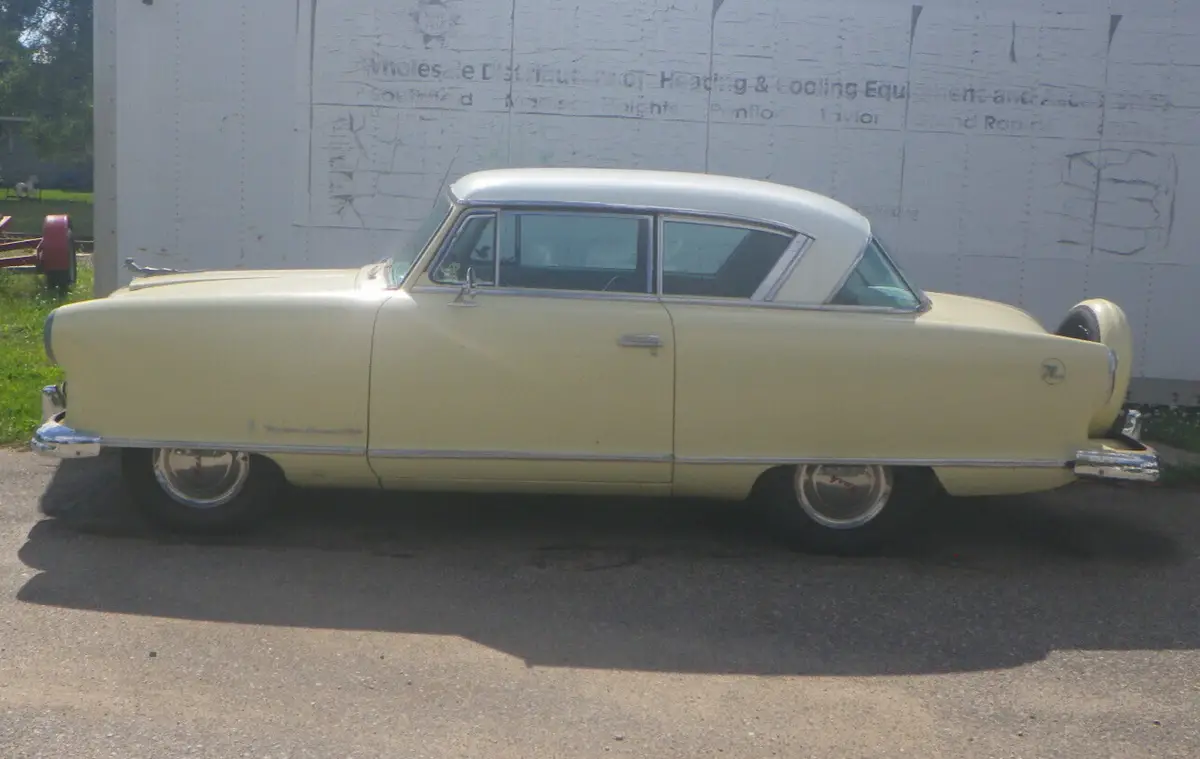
[{"x1": 47, "y1": 292, "x2": 386, "y2": 453}]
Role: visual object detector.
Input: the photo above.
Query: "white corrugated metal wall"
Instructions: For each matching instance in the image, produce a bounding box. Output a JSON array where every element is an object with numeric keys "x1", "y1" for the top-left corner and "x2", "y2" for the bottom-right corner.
[{"x1": 94, "y1": 0, "x2": 1200, "y2": 402}]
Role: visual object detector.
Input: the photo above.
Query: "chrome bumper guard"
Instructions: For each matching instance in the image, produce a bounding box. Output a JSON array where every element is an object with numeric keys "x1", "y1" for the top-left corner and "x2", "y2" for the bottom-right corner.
[
  {"x1": 1072, "y1": 409, "x2": 1160, "y2": 483},
  {"x1": 31, "y1": 384, "x2": 102, "y2": 459}
]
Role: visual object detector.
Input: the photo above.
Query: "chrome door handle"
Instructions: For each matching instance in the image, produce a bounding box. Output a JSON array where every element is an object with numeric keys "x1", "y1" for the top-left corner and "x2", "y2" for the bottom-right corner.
[{"x1": 618, "y1": 333, "x2": 663, "y2": 348}]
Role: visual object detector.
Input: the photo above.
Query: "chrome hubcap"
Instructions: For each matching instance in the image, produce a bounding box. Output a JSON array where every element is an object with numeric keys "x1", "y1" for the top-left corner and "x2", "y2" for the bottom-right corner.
[
  {"x1": 793, "y1": 464, "x2": 893, "y2": 530},
  {"x1": 153, "y1": 449, "x2": 251, "y2": 509}
]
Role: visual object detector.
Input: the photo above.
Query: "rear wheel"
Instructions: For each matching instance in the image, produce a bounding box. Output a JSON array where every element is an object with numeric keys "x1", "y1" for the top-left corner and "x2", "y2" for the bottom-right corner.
[
  {"x1": 756, "y1": 464, "x2": 936, "y2": 555},
  {"x1": 121, "y1": 447, "x2": 283, "y2": 534}
]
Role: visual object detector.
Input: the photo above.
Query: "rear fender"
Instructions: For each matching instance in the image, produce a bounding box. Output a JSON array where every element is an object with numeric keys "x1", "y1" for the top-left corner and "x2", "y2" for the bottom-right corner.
[{"x1": 1055, "y1": 298, "x2": 1133, "y2": 436}]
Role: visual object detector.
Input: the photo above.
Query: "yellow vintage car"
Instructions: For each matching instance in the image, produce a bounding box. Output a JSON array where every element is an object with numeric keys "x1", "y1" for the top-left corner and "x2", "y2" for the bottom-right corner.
[{"x1": 33, "y1": 168, "x2": 1159, "y2": 553}]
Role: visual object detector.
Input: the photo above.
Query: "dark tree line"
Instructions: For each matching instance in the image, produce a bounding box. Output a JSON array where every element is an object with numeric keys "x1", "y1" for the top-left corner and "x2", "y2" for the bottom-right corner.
[{"x1": 0, "y1": 0, "x2": 92, "y2": 163}]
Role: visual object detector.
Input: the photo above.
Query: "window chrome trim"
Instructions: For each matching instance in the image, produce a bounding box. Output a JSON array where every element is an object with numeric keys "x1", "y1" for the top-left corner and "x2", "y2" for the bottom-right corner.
[
  {"x1": 409, "y1": 284, "x2": 661, "y2": 304},
  {"x1": 822, "y1": 235, "x2": 930, "y2": 314},
  {"x1": 655, "y1": 213, "x2": 665, "y2": 296},
  {"x1": 494, "y1": 214, "x2": 502, "y2": 284},
  {"x1": 887, "y1": 246, "x2": 932, "y2": 313},
  {"x1": 654, "y1": 213, "x2": 811, "y2": 303},
  {"x1": 424, "y1": 201, "x2": 813, "y2": 301},
  {"x1": 426, "y1": 209, "x2": 500, "y2": 287},
  {"x1": 410, "y1": 283, "x2": 923, "y2": 313},
  {"x1": 824, "y1": 236, "x2": 870, "y2": 305},
  {"x1": 496, "y1": 208, "x2": 657, "y2": 225},
  {"x1": 387, "y1": 194, "x2": 457, "y2": 290},
  {"x1": 418, "y1": 205, "x2": 920, "y2": 315},
  {"x1": 493, "y1": 207, "x2": 657, "y2": 294},
  {"x1": 656, "y1": 294, "x2": 923, "y2": 314},
  {"x1": 756, "y1": 234, "x2": 814, "y2": 302},
  {"x1": 656, "y1": 213, "x2": 798, "y2": 238},
  {"x1": 454, "y1": 198, "x2": 800, "y2": 236},
  {"x1": 428, "y1": 206, "x2": 657, "y2": 294}
]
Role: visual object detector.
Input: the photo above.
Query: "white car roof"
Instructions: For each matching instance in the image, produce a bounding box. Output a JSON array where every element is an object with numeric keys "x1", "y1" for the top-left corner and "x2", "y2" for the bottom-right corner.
[
  {"x1": 450, "y1": 167, "x2": 870, "y2": 238},
  {"x1": 447, "y1": 167, "x2": 877, "y2": 304}
]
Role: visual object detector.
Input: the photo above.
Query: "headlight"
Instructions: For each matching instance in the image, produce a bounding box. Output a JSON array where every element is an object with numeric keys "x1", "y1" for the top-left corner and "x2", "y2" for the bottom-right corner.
[{"x1": 43, "y1": 310, "x2": 57, "y2": 365}]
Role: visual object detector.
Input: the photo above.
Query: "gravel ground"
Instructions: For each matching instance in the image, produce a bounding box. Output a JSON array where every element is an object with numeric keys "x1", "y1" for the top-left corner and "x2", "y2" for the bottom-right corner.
[{"x1": 1, "y1": 448, "x2": 1198, "y2": 758}]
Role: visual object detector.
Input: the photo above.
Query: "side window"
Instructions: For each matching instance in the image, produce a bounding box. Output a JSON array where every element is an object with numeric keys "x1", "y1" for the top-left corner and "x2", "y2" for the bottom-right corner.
[
  {"x1": 430, "y1": 213, "x2": 497, "y2": 285},
  {"x1": 497, "y1": 211, "x2": 651, "y2": 293},
  {"x1": 660, "y1": 219, "x2": 796, "y2": 299},
  {"x1": 829, "y1": 236, "x2": 922, "y2": 310}
]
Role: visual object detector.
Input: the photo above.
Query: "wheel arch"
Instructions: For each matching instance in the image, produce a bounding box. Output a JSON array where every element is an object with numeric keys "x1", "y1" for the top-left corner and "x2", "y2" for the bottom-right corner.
[{"x1": 749, "y1": 462, "x2": 943, "y2": 502}]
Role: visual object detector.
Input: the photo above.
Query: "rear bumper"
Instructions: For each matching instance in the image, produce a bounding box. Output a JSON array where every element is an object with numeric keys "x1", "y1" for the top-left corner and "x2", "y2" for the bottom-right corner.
[
  {"x1": 1072, "y1": 409, "x2": 1159, "y2": 483},
  {"x1": 31, "y1": 384, "x2": 102, "y2": 459}
]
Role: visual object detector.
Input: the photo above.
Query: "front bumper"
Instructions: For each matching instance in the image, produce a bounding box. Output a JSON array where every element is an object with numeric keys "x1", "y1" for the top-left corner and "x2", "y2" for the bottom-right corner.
[
  {"x1": 31, "y1": 384, "x2": 102, "y2": 459},
  {"x1": 1072, "y1": 409, "x2": 1159, "y2": 483}
]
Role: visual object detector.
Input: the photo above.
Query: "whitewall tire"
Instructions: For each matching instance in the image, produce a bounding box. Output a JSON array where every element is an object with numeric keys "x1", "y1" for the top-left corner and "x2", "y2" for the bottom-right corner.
[
  {"x1": 121, "y1": 447, "x2": 283, "y2": 534},
  {"x1": 756, "y1": 464, "x2": 936, "y2": 555}
]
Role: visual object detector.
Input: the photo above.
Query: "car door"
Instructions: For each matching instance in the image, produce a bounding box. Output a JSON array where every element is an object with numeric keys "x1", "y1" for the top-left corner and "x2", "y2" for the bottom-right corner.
[
  {"x1": 654, "y1": 215, "x2": 817, "y2": 494},
  {"x1": 367, "y1": 206, "x2": 675, "y2": 489}
]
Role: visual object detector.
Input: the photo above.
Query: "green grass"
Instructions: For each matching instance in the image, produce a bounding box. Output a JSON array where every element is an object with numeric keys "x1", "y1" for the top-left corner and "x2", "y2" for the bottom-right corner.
[
  {"x1": 1140, "y1": 405, "x2": 1200, "y2": 454},
  {"x1": 0, "y1": 190, "x2": 94, "y2": 240},
  {"x1": 1136, "y1": 404, "x2": 1200, "y2": 488},
  {"x1": 0, "y1": 261, "x2": 94, "y2": 447}
]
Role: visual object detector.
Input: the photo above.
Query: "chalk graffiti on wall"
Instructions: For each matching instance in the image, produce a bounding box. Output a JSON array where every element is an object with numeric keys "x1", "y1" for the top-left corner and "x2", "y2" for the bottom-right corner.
[
  {"x1": 303, "y1": 0, "x2": 1192, "y2": 279},
  {"x1": 1056, "y1": 149, "x2": 1177, "y2": 258},
  {"x1": 411, "y1": 0, "x2": 460, "y2": 48}
]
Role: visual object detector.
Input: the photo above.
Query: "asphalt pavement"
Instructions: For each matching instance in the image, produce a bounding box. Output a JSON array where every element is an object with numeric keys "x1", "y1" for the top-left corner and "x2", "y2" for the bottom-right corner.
[{"x1": 1, "y1": 448, "x2": 1198, "y2": 757}]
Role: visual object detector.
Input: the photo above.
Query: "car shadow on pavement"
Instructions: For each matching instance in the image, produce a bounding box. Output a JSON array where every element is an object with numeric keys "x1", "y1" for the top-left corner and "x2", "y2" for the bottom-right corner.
[{"x1": 15, "y1": 452, "x2": 1200, "y2": 677}]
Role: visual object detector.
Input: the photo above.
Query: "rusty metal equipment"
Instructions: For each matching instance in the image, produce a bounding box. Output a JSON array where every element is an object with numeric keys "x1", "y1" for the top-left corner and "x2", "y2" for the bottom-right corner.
[{"x1": 0, "y1": 214, "x2": 77, "y2": 293}]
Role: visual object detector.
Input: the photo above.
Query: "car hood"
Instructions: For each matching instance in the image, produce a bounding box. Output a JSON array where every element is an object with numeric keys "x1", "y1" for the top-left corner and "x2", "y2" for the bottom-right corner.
[
  {"x1": 918, "y1": 291, "x2": 1048, "y2": 335},
  {"x1": 109, "y1": 264, "x2": 385, "y2": 298}
]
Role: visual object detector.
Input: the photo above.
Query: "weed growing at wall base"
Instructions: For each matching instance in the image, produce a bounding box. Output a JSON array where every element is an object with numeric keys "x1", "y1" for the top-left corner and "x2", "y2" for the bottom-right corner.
[
  {"x1": 0, "y1": 261, "x2": 93, "y2": 447},
  {"x1": 1140, "y1": 405, "x2": 1200, "y2": 454},
  {"x1": 1138, "y1": 405, "x2": 1200, "y2": 488}
]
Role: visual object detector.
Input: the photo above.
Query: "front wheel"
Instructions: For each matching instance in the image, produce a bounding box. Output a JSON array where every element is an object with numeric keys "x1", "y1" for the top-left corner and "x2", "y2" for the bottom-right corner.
[
  {"x1": 755, "y1": 464, "x2": 936, "y2": 555},
  {"x1": 121, "y1": 447, "x2": 283, "y2": 534}
]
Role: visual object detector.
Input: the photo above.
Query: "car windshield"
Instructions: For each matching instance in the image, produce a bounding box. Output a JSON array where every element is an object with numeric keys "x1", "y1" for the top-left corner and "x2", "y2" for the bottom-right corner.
[
  {"x1": 387, "y1": 194, "x2": 453, "y2": 285},
  {"x1": 829, "y1": 235, "x2": 924, "y2": 310}
]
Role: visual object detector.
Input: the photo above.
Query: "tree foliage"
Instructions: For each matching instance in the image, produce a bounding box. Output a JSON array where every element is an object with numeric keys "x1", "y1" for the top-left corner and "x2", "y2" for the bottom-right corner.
[{"x1": 0, "y1": 0, "x2": 92, "y2": 164}]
